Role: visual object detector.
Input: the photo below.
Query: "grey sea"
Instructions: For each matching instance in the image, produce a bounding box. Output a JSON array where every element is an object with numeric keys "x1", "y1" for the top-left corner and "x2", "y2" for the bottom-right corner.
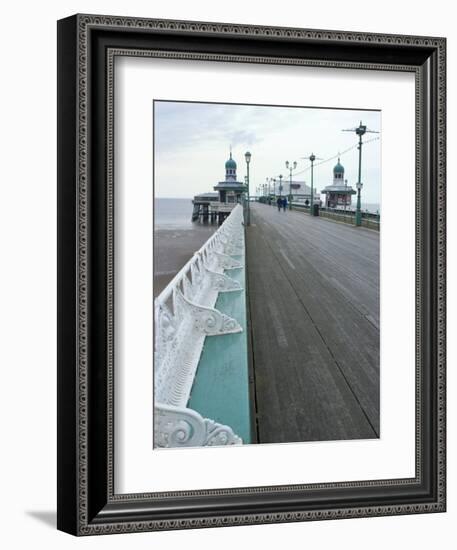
[
  {"x1": 361, "y1": 203, "x2": 380, "y2": 214},
  {"x1": 154, "y1": 198, "x2": 216, "y2": 297}
]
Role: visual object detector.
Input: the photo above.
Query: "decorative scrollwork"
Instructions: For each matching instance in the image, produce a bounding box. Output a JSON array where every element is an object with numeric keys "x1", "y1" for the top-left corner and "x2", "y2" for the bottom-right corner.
[
  {"x1": 213, "y1": 250, "x2": 243, "y2": 270},
  {"x1": 221, "y1": 243, "x2": 245, "y2": 257},
  {"x1": 154, "y1": 403, "x2": 242, "y2": 448},
  {"x1": 154, "y1": 205, "x2": 245, "y2": 409},
  {"x1": 218, "y1": 233, "x2": 245, "y2": 256},
  {"x1": 174, "y1": 289, "x2": 242, "y2": 335},
  {"x1": 204, "y1": 266, "x2": 243, "y2": 292}
]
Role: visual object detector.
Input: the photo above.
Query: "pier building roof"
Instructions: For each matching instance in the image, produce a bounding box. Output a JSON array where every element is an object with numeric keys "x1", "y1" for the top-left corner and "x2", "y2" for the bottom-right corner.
[
  {"x1": 334, "y1": 159, "x2": 344, "y2": 174},
  {"x1": 214, "y1": 181, "x2": 247, "y2": 190},
  {"x1": 225, "y1": 152, "x2": 237, "y2": 170},
  {"x1": 321, "y1": 185, "x2": 356, "y2": 194}
]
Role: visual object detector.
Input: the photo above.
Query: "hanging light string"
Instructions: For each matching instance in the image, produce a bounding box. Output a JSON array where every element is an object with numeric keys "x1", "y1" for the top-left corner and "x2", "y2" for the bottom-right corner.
[{"x1": 274, "y1": 136, "x2": 380, "y2": 180}]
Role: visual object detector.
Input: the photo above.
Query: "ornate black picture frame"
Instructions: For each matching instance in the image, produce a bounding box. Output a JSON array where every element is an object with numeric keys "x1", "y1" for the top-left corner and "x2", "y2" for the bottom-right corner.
[{"x1": 57, "y1": 14, "x2": 446, "y2": 535}]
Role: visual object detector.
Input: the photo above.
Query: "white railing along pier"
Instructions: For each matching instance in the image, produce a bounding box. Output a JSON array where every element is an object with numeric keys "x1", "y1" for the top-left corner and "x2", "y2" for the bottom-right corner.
[{"x1": 154, "y1": 205, "x2": 245, "y2": 448}]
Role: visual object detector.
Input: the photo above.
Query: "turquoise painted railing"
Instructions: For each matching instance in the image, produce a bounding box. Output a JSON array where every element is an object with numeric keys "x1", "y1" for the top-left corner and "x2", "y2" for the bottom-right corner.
[{"x1": 154, "y1": 205, "x2": 246, "y2": 448}]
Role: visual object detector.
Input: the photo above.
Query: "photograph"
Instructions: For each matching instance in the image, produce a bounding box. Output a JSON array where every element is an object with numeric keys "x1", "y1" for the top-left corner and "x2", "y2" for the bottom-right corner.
[{"x1": 153, "y1": 100, "x2": 381, "y2": 448}]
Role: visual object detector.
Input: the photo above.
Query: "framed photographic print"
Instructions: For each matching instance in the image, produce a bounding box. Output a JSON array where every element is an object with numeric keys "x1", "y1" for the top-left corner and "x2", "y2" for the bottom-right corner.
[{"x1": 57, "y1": 14, "x2": 446, "y2": 535}]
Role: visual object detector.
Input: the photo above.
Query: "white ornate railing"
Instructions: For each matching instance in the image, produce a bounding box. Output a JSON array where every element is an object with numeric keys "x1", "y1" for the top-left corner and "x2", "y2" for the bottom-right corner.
[
  {"x1": 154, "y1": 205, "x2": 245, "y2": 448},
  {"x1": 154, "y1": 404, "x2": 242, "y2": 448}
]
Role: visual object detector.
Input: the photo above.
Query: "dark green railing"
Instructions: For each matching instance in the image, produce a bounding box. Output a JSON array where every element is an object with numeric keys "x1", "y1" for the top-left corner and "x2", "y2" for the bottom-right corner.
[{"x1": 291, "y1": 202, "x2": 380, "y2": 230}]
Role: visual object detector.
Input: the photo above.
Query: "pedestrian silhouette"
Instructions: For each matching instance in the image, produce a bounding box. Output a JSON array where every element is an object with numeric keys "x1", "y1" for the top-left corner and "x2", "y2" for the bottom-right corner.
[{"x1": 277, "y1": 196, "x2": 282, "y2": 212}]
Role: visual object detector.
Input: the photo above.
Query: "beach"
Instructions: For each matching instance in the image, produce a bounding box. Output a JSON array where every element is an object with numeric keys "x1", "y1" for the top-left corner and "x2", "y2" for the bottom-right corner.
[{"x1": 154, "y1": 199, "x2": 216, "y2": 297}]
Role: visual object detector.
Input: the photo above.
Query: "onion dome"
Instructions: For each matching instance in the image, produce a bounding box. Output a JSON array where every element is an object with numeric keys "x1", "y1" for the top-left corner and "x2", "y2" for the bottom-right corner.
[
  {"x1": 225, "y1": 151, "x2": 237, "y2": 170},
  {"x1": 333, "y1": 157, "x2": 344, "y2": 174}
]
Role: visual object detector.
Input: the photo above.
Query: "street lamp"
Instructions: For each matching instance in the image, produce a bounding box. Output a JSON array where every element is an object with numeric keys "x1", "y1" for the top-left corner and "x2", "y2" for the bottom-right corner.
[
  {"x1": 285, "y1": 160, "x2": 297, "y2": 210},
  {"x1": 245, "y1": 151, "x2": 251, "y2": 225},
  {"x1": 278, "y1": 174, "x2": 283, "y2": 197},
  {"x1": 244, "y1": 175, "x2": 249, "y2": 212},
  {"x1": 354, "y1": 124, "x2": 365, "y2": 226},
  {"x1": 300, "y1": 153, "x2": 322, "y2": 215},
  {"x1": 272, "y1": 178, "x2": 276, "y2": 198},
  {"x1": 309, "y1": 154, "x2": 315, "y2": 214},
  {"x1": 356, "y1": 181, "x2": 363, "y2": 222},
  {"x1": 344, "y1": 179, "x2": 348, "y2": 214},
  {"x1": 342, "y1": 121, "x2": 379, "y2": 226}
]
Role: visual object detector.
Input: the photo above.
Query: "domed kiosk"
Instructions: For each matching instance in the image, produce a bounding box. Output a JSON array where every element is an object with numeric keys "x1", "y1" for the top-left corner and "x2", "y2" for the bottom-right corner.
[
  {"x1": 213, "y1": 149, "x2": 247, "y2": 204},
  {"x1": 321, "y1": 157, "x2": 356, "y2": 209},
  {"x1": 192, "y1": 149, "x2": 247, "y2": 224}
]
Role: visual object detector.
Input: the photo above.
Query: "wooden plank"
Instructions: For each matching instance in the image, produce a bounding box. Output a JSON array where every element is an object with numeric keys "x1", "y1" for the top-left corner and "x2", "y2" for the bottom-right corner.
[{"x1": 246, "y1": 203, "x2": 380, "y2": 443}]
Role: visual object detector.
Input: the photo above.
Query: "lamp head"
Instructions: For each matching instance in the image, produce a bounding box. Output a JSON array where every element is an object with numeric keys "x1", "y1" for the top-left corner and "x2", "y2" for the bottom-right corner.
[{"x1": 356, "y1": 121, "x2": 367, "y2": 136}]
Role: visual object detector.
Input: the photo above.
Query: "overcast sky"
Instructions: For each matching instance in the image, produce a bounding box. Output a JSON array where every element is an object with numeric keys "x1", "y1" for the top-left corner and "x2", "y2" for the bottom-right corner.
[{"x1": 154, "y1": 101, "x2": 381, "y2": 205}]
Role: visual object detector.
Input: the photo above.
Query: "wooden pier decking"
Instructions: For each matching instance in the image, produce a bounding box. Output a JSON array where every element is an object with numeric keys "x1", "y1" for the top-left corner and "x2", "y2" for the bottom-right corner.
[{"x1": 246, "y1": 202, "x2": 380, "y2": 444}]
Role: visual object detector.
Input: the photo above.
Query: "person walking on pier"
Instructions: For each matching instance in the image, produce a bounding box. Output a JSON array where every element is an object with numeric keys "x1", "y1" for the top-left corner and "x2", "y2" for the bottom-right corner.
[
  {"x1": 282, "y1": 197, "x2": 288, "y2": 211},
  {"x1": 277, "y1": 196, "x2": 282, "y2": 212}
]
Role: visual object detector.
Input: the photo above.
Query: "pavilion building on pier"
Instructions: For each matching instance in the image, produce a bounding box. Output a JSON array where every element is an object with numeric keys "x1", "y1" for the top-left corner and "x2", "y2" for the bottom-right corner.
[
  {"x1": 321, "y1": 158, "x2": 356, "y2": 209},
  {"x1": 213, "y1": 150, "x2": 247, "y2": 204},
  {"x1": 192, "y1": 150, "x2": 247, "y2": 222}
]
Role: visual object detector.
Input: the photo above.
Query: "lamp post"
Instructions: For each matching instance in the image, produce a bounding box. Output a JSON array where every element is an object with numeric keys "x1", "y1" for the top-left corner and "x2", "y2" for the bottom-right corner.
[
  {"x1": 245, "y1": 151, "x2": 251, "y2": 225},
  {"x1": 285, "y1": 160, "x2": 297, "y2": 210},
  {"x1": 355, "y1": 127, "x2": 364, "y2": 226},
  {"x1": 244, "y1": 176, "x2": 249, "y2": 215},
  {"x1": 309, "y1": 153, "x2": 316, "y2": 215},
  {"x1": 300, "y1": 153, "x2": 322, "y2": 214},
  {"x1": 278, "y1": 174, "x2": 283, "y2": 197},
  {"x1": 356, "y1": 181, "x2": 363, "y2": 224},
  {"x1": 342, "y1": 121, "x2": 379, "y2": 227},
  {"x1": 344, "y1": 179, "x2": 348, "y2": 214},
  {"x1": 272, "y1": 178, "x2": 276, "y2": 199}
]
